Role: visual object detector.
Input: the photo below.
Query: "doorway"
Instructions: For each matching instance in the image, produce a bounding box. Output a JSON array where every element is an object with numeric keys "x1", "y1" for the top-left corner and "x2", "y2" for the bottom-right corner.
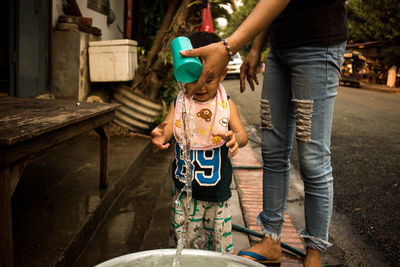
[
  {"x1": 0, "y1": 1, "x2": 10, "y2": 96},
  {"x1": 4, "y1": 0, "x2": 50, "y2": 97}
]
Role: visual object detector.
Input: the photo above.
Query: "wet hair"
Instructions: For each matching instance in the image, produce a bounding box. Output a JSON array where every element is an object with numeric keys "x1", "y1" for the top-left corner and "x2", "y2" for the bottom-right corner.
[{"x1": 187, "y1": 31, "x2": 222, "y2": 49}]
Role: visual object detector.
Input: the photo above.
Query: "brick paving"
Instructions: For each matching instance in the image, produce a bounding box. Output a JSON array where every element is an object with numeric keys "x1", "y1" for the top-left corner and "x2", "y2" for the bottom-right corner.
[{"x1": 231, "y1": 144, "x2": 304, "y2": 266}]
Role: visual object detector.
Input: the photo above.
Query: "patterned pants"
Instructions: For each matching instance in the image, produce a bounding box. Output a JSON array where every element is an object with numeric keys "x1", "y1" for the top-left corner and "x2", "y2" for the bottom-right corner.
[{"x1": 170, "y1": 188, "x2": 234, "y2": 253}]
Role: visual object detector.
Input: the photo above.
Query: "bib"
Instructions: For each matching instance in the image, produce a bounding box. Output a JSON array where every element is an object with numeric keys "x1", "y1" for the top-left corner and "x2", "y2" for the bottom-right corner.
[{"x1": 173, "y1": 85, "x2": 230, "y2": 150}]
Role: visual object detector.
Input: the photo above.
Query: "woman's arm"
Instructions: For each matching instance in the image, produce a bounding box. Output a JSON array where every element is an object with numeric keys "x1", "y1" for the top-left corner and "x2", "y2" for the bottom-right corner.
[
  {"x1": 181, "y1": 0, "x2": 291, "y2": 94},
  {"x1": 240, "y1": 29, "x2": 270, "y2": 93},
  {"x1": 225, "y1": 0, "x2": 290, "y2": 55}
]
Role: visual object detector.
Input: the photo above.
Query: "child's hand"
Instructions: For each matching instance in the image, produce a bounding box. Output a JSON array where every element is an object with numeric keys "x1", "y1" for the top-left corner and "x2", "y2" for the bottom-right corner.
[
  {"x1": 151, "y1": 121, "x2": 170, "y2": 150},
  {"x1": 213, "y1": 130, "x2": 239, "y2": 157}
]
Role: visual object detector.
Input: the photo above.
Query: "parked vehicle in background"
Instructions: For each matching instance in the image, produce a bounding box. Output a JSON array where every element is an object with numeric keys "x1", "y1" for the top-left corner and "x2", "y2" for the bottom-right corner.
[
  {"x1": 340, "y1": 51, "x2": 366, "y2": 88},
  {"x1": 227, "y1": 53, "x2": 242, "y2": 78}
]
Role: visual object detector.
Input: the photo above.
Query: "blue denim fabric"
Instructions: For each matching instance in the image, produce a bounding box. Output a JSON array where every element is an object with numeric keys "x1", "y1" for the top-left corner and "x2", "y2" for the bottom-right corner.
[{"x1": 257, "y1": 42, "x2": 347, "y2": 252}]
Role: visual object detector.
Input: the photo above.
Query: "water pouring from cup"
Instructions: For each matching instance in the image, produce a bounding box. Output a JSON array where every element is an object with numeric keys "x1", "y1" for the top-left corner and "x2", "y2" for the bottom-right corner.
[{"x1": 170, "y1": 36, "x2": 202, "y2": 267}]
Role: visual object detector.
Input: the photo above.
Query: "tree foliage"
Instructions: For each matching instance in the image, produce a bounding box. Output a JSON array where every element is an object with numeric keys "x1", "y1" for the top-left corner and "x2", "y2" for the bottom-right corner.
[
  {"x1": 383, "y1": 46, "x2": 400, "y2": 67},
  {"x1": 210, "y1": 0, "x2": 236, "y2": 32},
  {"x1": 131, "y1": 0, "x2": 170, "y2": 52},
  {"x1": 346, "y1": 0, "x2": 400, "y2": 66},
  {"x1": 346, "y1": 0, "x2": 400, "y2": 44}
]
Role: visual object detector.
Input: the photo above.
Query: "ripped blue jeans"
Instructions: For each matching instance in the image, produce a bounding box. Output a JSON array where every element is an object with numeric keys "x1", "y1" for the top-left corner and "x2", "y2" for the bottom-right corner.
[{"x1": 257, "y1": 42, "x2": 346, "y2": 251}]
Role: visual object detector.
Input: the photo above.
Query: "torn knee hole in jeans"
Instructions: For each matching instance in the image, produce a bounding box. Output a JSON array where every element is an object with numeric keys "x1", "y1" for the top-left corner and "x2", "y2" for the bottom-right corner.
[
  {"x1": 260, "y1": 99, "x2": 273, "y2": 129},
  {"x1": 293, "y1": 99, "x2": 313, "y2": 143}
]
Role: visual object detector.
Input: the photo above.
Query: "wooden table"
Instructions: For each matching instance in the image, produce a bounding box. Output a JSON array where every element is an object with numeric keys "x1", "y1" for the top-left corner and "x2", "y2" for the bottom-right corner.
[{"x1": 0, "y1": 97, "x2": 119, "y2": 266}]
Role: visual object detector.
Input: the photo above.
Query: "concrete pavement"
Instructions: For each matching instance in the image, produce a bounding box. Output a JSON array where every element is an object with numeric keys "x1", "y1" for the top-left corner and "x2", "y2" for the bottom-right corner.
[
  {"x1": 73, "y1": 134, "x2": 307, "y2": 265},
  {"x1": 18, "y1": 76, "x2": 400, "y2": 265},
  {"x1": 12, "y1": 131, "x2": 309, "y2": 266}
]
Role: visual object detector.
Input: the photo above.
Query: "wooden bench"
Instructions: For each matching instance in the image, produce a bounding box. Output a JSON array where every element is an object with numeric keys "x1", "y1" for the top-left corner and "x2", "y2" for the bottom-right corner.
[{"x1": 0, "y1": 97, "x2": 119, "y2": 266}]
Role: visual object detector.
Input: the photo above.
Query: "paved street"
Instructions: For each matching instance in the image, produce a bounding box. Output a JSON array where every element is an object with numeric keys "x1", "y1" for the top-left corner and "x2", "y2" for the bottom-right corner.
[
  {"x1": 222, "y1": 75, "x2": 400, "y2": 266},
  {"x1": 331, "y1": 86, "x2": 400, "y2": 265}
]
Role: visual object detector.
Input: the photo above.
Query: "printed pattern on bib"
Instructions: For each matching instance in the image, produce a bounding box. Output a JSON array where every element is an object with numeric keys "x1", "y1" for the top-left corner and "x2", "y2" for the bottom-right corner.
[{"x1": 173, "y1": 85, "x2": 230, "y2": 150}]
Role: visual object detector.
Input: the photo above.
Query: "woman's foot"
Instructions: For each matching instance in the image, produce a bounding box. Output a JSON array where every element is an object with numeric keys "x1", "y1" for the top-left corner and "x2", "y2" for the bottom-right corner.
[
  {"x1": 236, "y1": 236, "x2": 281, "y2": 262},
  {"x1": 304, "y1": 247, "x2": 321, "y2": 267}
]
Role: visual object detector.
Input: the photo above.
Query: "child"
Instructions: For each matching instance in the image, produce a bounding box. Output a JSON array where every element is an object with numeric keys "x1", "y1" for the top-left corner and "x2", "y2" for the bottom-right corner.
[{"x1": 151, "y1": 31, "x2": 248, "y2": 253}]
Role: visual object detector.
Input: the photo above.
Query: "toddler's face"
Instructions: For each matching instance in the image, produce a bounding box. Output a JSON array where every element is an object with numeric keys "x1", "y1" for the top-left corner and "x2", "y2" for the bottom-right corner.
[{"x1": 185, "y1": 75, "x2": 222, "y2": 102}]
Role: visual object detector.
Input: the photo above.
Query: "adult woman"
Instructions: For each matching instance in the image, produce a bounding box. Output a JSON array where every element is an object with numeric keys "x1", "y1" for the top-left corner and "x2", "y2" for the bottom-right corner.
[{"x1": 182, "y1": 0, "x2": 348, "y2": 266}]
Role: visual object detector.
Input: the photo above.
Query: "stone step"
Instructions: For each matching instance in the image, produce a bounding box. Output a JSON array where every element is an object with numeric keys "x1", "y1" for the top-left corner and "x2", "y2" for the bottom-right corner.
[
  {"x1": 12, "y1": 134, "x2": 152, "y2": 267},
  {"x1": 75, "y1": 147, "x2": 174, "y2": 266}
]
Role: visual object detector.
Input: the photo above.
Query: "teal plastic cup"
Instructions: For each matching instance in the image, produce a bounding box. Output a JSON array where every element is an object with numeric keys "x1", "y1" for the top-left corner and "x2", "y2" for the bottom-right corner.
[{"x1": 171, "y1": 36, "x2": 203, "y2": 83}]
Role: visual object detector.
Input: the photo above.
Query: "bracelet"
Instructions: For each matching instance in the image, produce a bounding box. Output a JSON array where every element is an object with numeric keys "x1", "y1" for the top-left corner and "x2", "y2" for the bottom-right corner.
[{"x1": 222, "y1": 39, "x2": 234, "y2": 61}]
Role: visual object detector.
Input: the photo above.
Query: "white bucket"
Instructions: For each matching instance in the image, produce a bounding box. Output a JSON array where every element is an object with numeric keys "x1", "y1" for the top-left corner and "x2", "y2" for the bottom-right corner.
[{"x1": 95, "y1": 249, "x2": 265, "y2": 267}]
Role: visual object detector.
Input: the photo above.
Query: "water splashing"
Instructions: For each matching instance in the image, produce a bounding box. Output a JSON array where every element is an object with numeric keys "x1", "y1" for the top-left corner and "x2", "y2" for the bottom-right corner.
[{"x1": 172, "y1": 82, "x2": 196, "y2": 267}]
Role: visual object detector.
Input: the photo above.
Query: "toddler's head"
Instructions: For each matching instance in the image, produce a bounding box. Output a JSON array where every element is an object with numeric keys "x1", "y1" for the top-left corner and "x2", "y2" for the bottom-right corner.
[{"x1": 186, "y1": 32, "x2": 227, "y2": 102}]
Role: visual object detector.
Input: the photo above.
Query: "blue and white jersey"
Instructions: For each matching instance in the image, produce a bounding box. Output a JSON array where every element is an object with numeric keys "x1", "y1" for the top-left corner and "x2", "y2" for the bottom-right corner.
[{"x1": 172, "y1": 142, "x2": 232, "y2": 202}]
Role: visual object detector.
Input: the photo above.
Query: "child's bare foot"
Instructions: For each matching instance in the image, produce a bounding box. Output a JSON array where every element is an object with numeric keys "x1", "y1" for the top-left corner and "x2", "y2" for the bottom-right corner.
[
  {"x1": 304, "y1": 248, "x2": 321, "y2": 267},
  {"x1": 236, "y1": 236, "x2": 281, "y2": 263}
]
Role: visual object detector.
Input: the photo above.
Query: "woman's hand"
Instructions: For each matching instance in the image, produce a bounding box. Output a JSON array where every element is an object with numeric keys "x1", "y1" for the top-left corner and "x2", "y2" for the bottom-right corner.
[
  {"x1": 180, "y1": 41, "x2": 229, "y2": 96},
  {"x1": 151, "y1": 121, "x2": 170, "y2": 150},
  {"x1": 213, "y1": 130, "x2": 239, "y2": 158},
  {"x1": 240, "y1": 48, "x2": 261, "y2": 93}
]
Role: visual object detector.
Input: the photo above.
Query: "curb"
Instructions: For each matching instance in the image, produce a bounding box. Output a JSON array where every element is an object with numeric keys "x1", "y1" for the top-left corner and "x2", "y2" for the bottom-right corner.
[{"x1": 353, "y1": 83, "x2": 400, "y2": 94}]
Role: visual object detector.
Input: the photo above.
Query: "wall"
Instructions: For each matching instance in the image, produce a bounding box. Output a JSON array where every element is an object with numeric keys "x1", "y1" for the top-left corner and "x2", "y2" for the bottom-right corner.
[
  {"x1": 52, "y1": 0, "x2": 124, "y2": 40},
  {"x1": 51, "y1": 31, "x2": 101, "y2": 101}
]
